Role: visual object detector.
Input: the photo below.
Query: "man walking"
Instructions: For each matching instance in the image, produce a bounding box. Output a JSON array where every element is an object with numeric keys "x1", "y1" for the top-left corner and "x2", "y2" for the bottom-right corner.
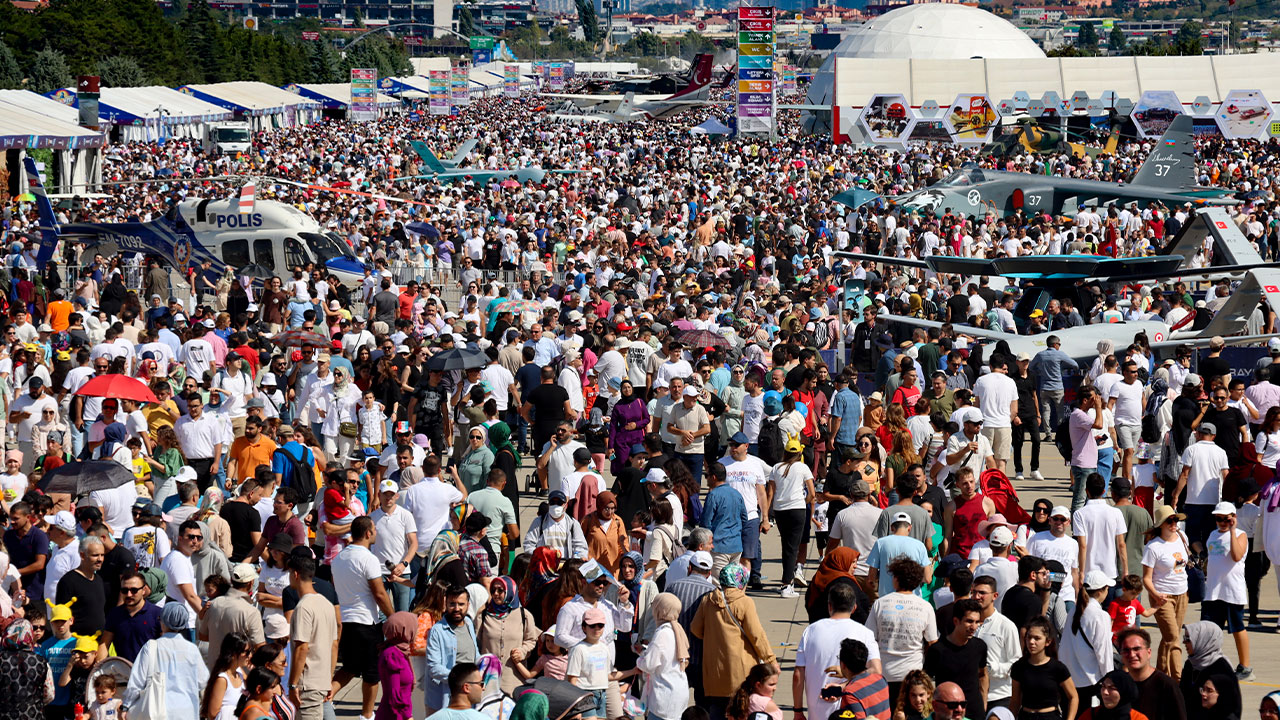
[
  {"x1": 332, "y1": 516, "x2": 395, "y2": 720},
  {"x1": 289, "y1": 553, "x2": 338, "y2": 720}
]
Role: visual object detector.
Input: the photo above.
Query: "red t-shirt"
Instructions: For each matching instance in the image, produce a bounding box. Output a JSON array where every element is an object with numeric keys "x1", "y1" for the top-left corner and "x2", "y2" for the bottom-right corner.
[{"x1": 1107, "y1": 597, "x2": 1145, "y2": 640}]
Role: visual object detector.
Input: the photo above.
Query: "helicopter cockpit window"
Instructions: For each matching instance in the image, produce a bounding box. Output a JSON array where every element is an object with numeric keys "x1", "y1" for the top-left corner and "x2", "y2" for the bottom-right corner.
[
  {"x1": 253, "y1": 239, "x2": 276, "y2": 270},
  {"x1": 221, "y1": 239, "x2": 250, "y2": 268},
  {"x1": 284, "y1": 238, "x2": 308, "y2": 270}
]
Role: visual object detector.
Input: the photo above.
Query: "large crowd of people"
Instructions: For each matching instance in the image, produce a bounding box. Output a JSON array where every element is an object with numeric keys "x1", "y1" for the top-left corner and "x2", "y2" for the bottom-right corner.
[{"x1": 0, "y1": 86, "x2": 1277, "y2": 720}]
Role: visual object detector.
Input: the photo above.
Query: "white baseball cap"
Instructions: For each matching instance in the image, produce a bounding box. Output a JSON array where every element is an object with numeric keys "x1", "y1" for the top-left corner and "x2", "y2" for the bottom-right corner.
[
  {"x1": 1084, "y1": 570, "x2": 1116, "y2": 591},
  {"x1": 380, "y1": 479, "x2": 399, "y2": 494},
  {"x1": 44, "y1": 510, "x2": 75, "y2": 534},
  {"x1": 1212, "y1": 501, "x2": 1237, "y2": 516}
]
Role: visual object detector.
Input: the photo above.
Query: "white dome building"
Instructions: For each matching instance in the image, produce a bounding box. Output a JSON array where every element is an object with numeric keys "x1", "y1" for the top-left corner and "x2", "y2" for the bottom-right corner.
[{"x1": 803, "y1": 4, "x2": 1045, "y2": 131}]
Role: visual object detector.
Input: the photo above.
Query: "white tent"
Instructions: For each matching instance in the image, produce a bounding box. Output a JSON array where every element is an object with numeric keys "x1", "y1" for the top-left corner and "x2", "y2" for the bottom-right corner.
[
  {"x1": 179, "y1": 82, "x2": 323, "y2": 131},
  {"x1": 287, "y1": 83, "x2": 401, "y2": 114},
  {"x1": 59, "y1": 86, "x2": 234, "y2": 143},
  {"x1": 0, "y1": 100, "x2": 106, "y2": 192},
  {"x1": 0, "y1": 89, "x2": 93, "y2": 127}
]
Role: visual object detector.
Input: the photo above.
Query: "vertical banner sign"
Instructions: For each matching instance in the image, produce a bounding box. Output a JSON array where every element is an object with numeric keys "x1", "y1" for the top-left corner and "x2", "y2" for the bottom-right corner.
[
  {"x1": 470, "y1": 36, "x2": 495, "y2": 65},
  {"x1": 429, "y1": 70, "x2": 449, "y2": 115},
  {"x1": 504, "y1": 65, "x2": 520, "y2": 98},
  {"x1": 737, "y1": 6, "x2": 775, "y2": 136},
  {"x1": 782, "y1": 65, "x2": 796, "y2": 93},
  {"x1": 349, "y1": 68, "x2": 377, "y2": 122},
  {"x1": 565, "y1": 61, "x2": 576, "y2": 79},
  {"x1": 451, "y1": 63, "x2": 470, "y2": 107},
  {"x1": 76, "y1": 75, "x2": 100, "y2": 130},
  {"x1": 549, "y1": 62, "x2": 566, "y2": 91},
  {"x1": 532, "y1": 61, "x2": 547, "y2": 89}
]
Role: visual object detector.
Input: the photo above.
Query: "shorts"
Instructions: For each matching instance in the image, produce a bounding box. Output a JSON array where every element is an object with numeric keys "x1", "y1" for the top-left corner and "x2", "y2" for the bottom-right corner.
[
  {"x1": 583, "y1": 688, "x2": 607, "y2": 718},
  {"x1": 1201, "y1": 599, "x2": 1246, "y2": 633},
  {"x1": 982, "y1": 426, "x2": 1012, "y2": 460},
  {"x1": 1116, "y1": 425, "x2": 1142, "y2": 451},
  {"x1": 339, "y1": 621, "x2": 384, "y2": 684}
]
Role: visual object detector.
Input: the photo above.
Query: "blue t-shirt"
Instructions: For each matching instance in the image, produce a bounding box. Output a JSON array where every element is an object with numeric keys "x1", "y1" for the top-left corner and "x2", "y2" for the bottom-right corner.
[
  {"x1": 103, "y1": 601, "x2": 163, "y2": 663},
  {"x1": 40, "y1": 635, "x2": 76, "y2": 706},
  {"x1": 286, "y1": 300, "x2": 311, "y2": 328},
  {"x1": 830, "y1": 388, "x2": 863, "y2": 446},
  {"x1": 866, "y1": 534, "x2": 930, "y2": 598},
  {"x1": 3, "y1": 527, "x2": 49, "y2": 590},
  {"x1": 271, "y1": 441, "x2": 314, "y2": 489}
]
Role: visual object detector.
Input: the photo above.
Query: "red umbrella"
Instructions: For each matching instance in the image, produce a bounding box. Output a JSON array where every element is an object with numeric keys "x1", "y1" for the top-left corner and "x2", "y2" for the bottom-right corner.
[{"x1": 74, "y1": 374, "x2": 159, "y2": 404}]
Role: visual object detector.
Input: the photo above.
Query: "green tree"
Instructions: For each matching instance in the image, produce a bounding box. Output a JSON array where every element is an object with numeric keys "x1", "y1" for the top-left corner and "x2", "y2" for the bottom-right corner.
[
  {"x1": 458, "y1": 6, "x2": 474, "y2": 38},
  {"x1": 352, "y1": 9, "x2": 364, "y2": 28},
  {"x1": 1077, "y1": 22, "x2": 1099, "y2": 52},
  {"x1": 575, "y1": 0, "x2": 599, "y2": 45},
  {"x1": 0, "y1": 39, "x2": 21, "y2": 89},
  {"x1": 307, "y1": 38, "x2": 342, "y2": 82},
  {"x1": 28, "y1": 46, "x2": 72, "y2": 93},
  {"x1": 179, "y1": 0, "x2": 226, "y2": 81},
  {"x1": 96, "y1": 55, "x2": 148, "y2": 86},
  {"x1": 1173, "y1": 20, "x2": 1202, "y2": 55},
  {"x1": 1109, "y1": 24, "x2": 1126, "y2": 52}
]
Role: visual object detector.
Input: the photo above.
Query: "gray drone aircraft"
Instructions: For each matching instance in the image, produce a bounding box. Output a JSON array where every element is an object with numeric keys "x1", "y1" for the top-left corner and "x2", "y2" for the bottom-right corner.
[{"x1": 881, "y1": 115, "x2": 1238, "y2": 216}]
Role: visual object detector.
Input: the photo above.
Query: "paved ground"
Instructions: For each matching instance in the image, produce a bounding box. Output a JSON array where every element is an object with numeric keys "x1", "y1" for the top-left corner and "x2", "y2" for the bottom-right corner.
[{"x1": 333, "y1": 448, "x2": 1280, "y2": 718}]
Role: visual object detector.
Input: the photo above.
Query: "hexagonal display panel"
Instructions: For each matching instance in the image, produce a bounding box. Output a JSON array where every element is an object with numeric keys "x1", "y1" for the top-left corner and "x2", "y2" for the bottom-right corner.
[
  {"x1": 1217, "y1": 89, "x2": 1272, "y2": 139},
  {"x1": 944, "y1": 94, "x2": 999, "y2": 144},
  {"x1": 919, "y1": 99, "x2": 941, "y2": 118},
  {"x1": 1191, "y1": 96, "x2": 1214, "y2": 116},
  {"x1": 1132, "y1": 90, "x2": 1182, "y2": 138},
  {"x1": 1071, "y1": 91, "x2": 1089, "y2": 111},
  {"x1": 859, "y1": 94, "x2": 915, "y2": 143}
]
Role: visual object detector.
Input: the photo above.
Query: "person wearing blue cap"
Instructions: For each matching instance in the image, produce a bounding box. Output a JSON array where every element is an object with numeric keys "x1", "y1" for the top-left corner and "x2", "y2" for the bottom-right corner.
[
  {"x1": 720, "y1": 431, "x2": 771, "y2": 588},
  {"x1": 701, "y1": 457, "x2": 747, "y2": 577},
  {"x1": 122, "y1": 602, "x2": 210, "y2": 719}
]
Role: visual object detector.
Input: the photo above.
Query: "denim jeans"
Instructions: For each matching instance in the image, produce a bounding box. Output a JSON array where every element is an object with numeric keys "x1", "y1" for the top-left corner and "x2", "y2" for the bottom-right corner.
[
  {"x1": 678, "y1": 452, "x2": 705, "y2": 488},
  {"x1": 1097, "y1": 447, "x2": 1115, "y2": 480},
  {"x1": 742, "y1": 516, "x2": 762, "y2": 581},
  {"x1": 385, "y1": 577, "x2": 411, "y2": 613},
  {"x1": 1070, "y1": 465, "x2": 1094, "y2": 511}
]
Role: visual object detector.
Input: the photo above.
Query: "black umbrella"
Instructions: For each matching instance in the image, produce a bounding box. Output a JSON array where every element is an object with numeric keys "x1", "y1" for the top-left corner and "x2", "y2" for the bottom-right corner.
[
  {"x1": 38, "y1": 460, "x2": 136, "y2": 496},
  {"x1": 238, "y1": 263, "x2": 276, "y2": 280},
  {"x1": 522, "y1": 678, "x2": 597, "y2": 720},
  {"x1": 426, "y1": 347, "x2": 487, "y2": 371}
]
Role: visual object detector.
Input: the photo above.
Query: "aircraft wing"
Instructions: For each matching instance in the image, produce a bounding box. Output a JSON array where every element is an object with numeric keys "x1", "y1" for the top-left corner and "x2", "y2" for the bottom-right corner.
[
  {"x1": 1152, "y1": 333, "x2": 1276, "y2": 352},
  {"x1": 542, "y1": 94, "x2": 624, "y2": 111},
  {"x1": 879, "y1": 313, "x2": 1013, "y2": 341},
  {"x1": 833, "y1": 251, "x2": 928, "y2": 268}
]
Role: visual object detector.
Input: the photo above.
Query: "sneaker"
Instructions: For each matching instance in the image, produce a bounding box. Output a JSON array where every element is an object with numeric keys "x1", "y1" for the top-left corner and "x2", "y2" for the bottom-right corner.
[
  {"x1": 1236, "y1": 664, "x2": 1254, "y2": 680},
  {"x1": 780, "y1": 585, "x2": 798, "y2": 598},
  {"x1": 749, "y1": 579, "x2": 765, "y2": 591},
  {"x1": 1015, "y1": 473, "x2": 1025, "y2": 482},
  {"x1": 793, "y1": 566, "x2": 808, "y2": 588},
  {"x1": 1031, "y1": 470, "x2": 1045, "y2": 481}
]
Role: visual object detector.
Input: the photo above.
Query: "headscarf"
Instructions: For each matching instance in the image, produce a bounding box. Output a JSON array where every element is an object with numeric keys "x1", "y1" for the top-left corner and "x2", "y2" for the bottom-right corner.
[
  {"x1": 488, "y1": 421, "x2": 520, "y2": 470},
  {"x1": 523, "y1": 546, "x2": 561, "y2": 603},
  {"x1": 719, "y1": 562, "x2": 749, "y2": 589},
  {"x1": 160, "y1": 602, "x2": 189, "y2": 631},
  {"x1": 486, "y1": 576, "x2": 520, "y2": 618},
  {"x1": 2, "y1": 618, "x2": 33, "y2": 651},
  {"x1": 810, "y1": 547, "x2": 859, "y2": 596},
  {"x1": 1201, "y1": 672, "x2": 1243, "y2": 720},
  {"x1": 383, "y1": 611, "x2": 417, "y2": 655},
  {"x1": 619, "y1": 379, "x2": 637, "y2": 402},
  {"x1": 450, "y1": 503, "x2": 474, "y2": 530},
  {"x1": 333, "y1": 365, "x2": 351, "y2": 395},
  {"x1": 985, "y1": 708, "x2": 1015, "y2": 720},
  {"x1": 100, "y1": 422, "x2": 127, "y2": 460},
  {"x1": 1095, "y1": 669, "x2": 1138, "y2": 720},
  {"x1": 649, "y1": 592, "x2": 689, "y2": 668},
  {"x1": 907, "y1": 294, "x2": 923, "y2": 315},
  {"x1": 510, "y1": 689, "x2": 550, "y2": 720},
  {"x1": 1261, "y1": 691, "x2": 1280, "y2": 718},
  {"x1": 619, "y1": 551, "x2": 645, "y2": 602},
  {"x1": 1185, "y1": 620, "x2": 1227, "y2": 670},
  {"x1": 426, "y1": 530, "x2": 461, "y2": 580},
  {"x1": 1029, "y1": 498, "x2": 1054, "y2": 533}
]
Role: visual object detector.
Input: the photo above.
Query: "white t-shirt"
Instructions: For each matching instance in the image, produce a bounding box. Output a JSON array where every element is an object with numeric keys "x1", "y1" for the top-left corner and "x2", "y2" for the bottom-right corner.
[
  {"x1": 566, "y1": 640, "x2": 614, "y2": 690},
  {"x1": 331, "y1": 543, "x2": 383, "y2": 625},
  {"x1": 866, "y1": 592, "x2": 939, "y2": 681},
  {"x1": 1133, "y1": 463, "x2": 1157, "y2": 489},
  {"x1": 1142, "y1": 535, "x2": 1190, "y2": 595},
  {"x1": 1204, "y1": 527, "x2": 1246, "y2": 605},
  {"x1": 562, "y1": 470, "x2": 606, "y2": 507},
  {"x1": 720, "y1": 455, "x2": 771, "y2": 520},
  {"x1": 161, "y1": 550, "x2": 198, "y2": 628},
  {"x1": 1180, "y1": 440, "x2": 1230, "y2": 506},
  {"x1": 9, "y1": 394, "x2": 57, "y2": 443},
  {"x1": 769, "y1": 460, "x2": 813, "y2": 512},
  {"x1": 1027, "y1": 530, "x2": 1080, "y2": 600},
  {"x1": 370, "y1": 504, "x2": 417, "y2": 571},
  {"x1": 0, "y1": 472, "x2": 27, "y2": 504},
  {"x1": 90, "y1": 483, "x2": 139, "y2": 540},
  {"x1": 1110, "y1": 380, "x2": 1145, "y2": 427},
  {"x1": 399, "y1": 479, "x2": 464, "y2": 554},
  {"x1": 795, "y1": 617, "x2": 882, "y2": 720},
  {"x1": 1073, "y1": 500, "x2": 1128, "y2": 577},
  {"x1": 258, "y1": 564, "x2": 290, "y2": 621},
  {"x1": 973, "y1": 372, "x2": 1017, "y2": 428},
  {"x1": 122, "y1": 525, "x2": 171, "y2": 569},
  {"x1": 480, "y1": 364, "x2": 516, "y2": 412},
  {"x1": 179, "y1": 339, "x2": 215, "y2": 380}
]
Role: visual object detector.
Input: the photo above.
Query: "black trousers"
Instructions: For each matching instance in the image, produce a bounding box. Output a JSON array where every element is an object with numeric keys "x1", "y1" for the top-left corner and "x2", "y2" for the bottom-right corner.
[
  {"x1": 776, "y1": 508, "x2": 808, "y2": 585},
  {"x1": 1012, "y1": 419, "x2": 1040, "y2": 473},
  {"x1": 188, "y1": 457, "x2": 215, "y2": 493}
]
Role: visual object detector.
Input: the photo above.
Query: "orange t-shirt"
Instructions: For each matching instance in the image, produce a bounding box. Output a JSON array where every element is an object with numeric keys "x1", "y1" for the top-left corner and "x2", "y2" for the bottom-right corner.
[
  {"x1": 46, "y1": 300, "x2": 73, "y2": 332},
  {"x1": 228, "y1": 435, "x2": 278, "y2": 483}
]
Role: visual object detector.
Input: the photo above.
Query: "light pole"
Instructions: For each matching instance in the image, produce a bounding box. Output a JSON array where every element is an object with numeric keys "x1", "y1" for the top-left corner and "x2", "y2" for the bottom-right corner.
[{"x1": 153, "y1": 105, "x2": 171, "y2": 143}]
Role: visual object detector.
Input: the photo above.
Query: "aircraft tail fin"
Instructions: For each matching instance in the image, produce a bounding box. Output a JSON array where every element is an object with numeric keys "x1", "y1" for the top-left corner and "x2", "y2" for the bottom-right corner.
[
  {"x1": 1132, "y1": 114, "x2": 1196, "y2": 189},
  {"x1": 410, "y1": 141, "x2": 448, "y2": 173},
  {"x1": 445, "y1": 139, "x2": 478, "y2": 167},
  {"x1": 22, "y1": 157, "x2": 61, "y2": 268},
  {"x1": 669, "y1": 53, "x2": 712, "y2": 100}
]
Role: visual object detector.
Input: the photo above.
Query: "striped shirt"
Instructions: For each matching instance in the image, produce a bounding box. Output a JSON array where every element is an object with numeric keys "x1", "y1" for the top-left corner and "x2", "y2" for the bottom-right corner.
[{"x1": 841, "y1": 671, "x2": 892, "y2": 720}]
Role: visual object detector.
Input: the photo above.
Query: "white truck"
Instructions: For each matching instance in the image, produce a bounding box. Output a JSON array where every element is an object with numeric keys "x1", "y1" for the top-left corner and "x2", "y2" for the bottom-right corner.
[{"x1": 203, "y1": 120, "x2": 253, "y2": 155}]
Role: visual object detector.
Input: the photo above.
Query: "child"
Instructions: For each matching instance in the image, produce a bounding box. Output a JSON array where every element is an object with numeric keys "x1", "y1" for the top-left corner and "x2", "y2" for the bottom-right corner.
[
  {"x1": 320, "y1": 472, "x2": 354, "y2": 564},
  {"x1": 1106, "y1": 574, "x2": 1155, "y2": 644},
  {"x1": 88, "y1": 674, "x2": 123, "y2": 720},
  {"x1": 377, "y1": 612, "x2": 417, "y2": 720},
  {"x1": 201, "y1": 574, "x2": 231, "y2": 619},
  {"x1": 122, "y1": 503, "x2": 171, "y2": 569},
  {"x1": 566, "y1": 608, "x2": 617, "y2": 719},
  {"x1": 531, "y1": 628, "x2": 568, "y2": 681},
  {"x1": 61, "y1": 633, "x2": 101, "y2": 717},
  {"x1": 358, "y1": 390, "x2": 386, "y2": 451},
  {"x1": 39, "y1": 599, "x2": 78, "y2": 719},
  {"x1": 628, "y1": 510, "x2": 651, "y2": 556},
  {"x1": 128, "y1": 437, "x2": 152, "y2": 498}
]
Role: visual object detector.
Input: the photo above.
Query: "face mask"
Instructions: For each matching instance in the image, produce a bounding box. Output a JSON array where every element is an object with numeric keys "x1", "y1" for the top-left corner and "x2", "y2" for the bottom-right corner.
[{"x1": 549, "y1": 505, "x2": 565, "y2": 520}]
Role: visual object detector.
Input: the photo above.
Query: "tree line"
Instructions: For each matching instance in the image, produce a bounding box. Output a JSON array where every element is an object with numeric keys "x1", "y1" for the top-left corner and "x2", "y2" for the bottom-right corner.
[{"x1": 0, "y1": 0, "x2": 413, "y2": 93}]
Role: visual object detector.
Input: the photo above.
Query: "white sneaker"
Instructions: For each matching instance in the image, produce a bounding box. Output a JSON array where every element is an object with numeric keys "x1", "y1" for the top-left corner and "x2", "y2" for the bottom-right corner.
[
  {"x1": 780, "y1": 585, "x2": 799, "y2": 598},
  {"x1": 1031, "y1": 470, "x2": 1045, "y2": 481},
  {"x1": 793, "y1": 566, "x2": 808, "y2": 587},
  {"x1": 1015, "y1": 473, "x2": 1025, "y2": 482}
]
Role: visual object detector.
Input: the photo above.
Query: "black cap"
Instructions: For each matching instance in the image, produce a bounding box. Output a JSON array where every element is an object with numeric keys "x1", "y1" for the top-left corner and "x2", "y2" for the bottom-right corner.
[{"x1": 548, "y1": 490, "x2": 567, "y2": 505}]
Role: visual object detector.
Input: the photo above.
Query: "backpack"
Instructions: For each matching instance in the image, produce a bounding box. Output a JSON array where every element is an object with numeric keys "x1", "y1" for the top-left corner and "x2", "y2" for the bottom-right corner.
[
  {"x1": 758, "y1": 416, "x2": 786, "y2": 465},
  {"x1": 273, "y1": 445, "x2": 317, "y2": 504},
  {"x1": 1054, "y1": 416, "x2": 1073, "y2": 462},
  {"x1": 811, "y1": 320, "x2": 830, "y2": 349}
]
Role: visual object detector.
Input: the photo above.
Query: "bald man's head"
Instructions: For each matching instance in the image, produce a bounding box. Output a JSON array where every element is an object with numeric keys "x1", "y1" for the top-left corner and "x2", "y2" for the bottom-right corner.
[{"x1": 933, "y1": 682, "x2": 967, "y2": 720}]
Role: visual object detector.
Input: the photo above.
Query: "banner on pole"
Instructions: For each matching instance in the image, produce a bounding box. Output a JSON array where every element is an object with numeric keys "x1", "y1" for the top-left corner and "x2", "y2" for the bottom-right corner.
[
  {"x1": 451, "y1": 63, "x2": 470, "y2": 106},
  {"x1": 504, "y1": 64, "x2": 520, "y2": 98},
  {"x1": 429, "y1": 70, "x2": 449, "y2": 115},
  {"x1": 737, "y1": 6, "x2": 775, "y2": 135},
  {"x1": 350, "y1": 68, "x2": 378, "y2": 122}
]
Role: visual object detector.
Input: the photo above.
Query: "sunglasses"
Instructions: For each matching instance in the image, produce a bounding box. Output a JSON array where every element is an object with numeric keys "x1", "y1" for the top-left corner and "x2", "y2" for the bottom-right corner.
[
  {"x1": 585, "y1": 623, "x2": 605, "y2": 629},
  {"x1": 184, "y1": 534, "x2": 204, "y2": 541},
  {"x1": 121, "y1": 586, "x2": 144, "y2": 595}
]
